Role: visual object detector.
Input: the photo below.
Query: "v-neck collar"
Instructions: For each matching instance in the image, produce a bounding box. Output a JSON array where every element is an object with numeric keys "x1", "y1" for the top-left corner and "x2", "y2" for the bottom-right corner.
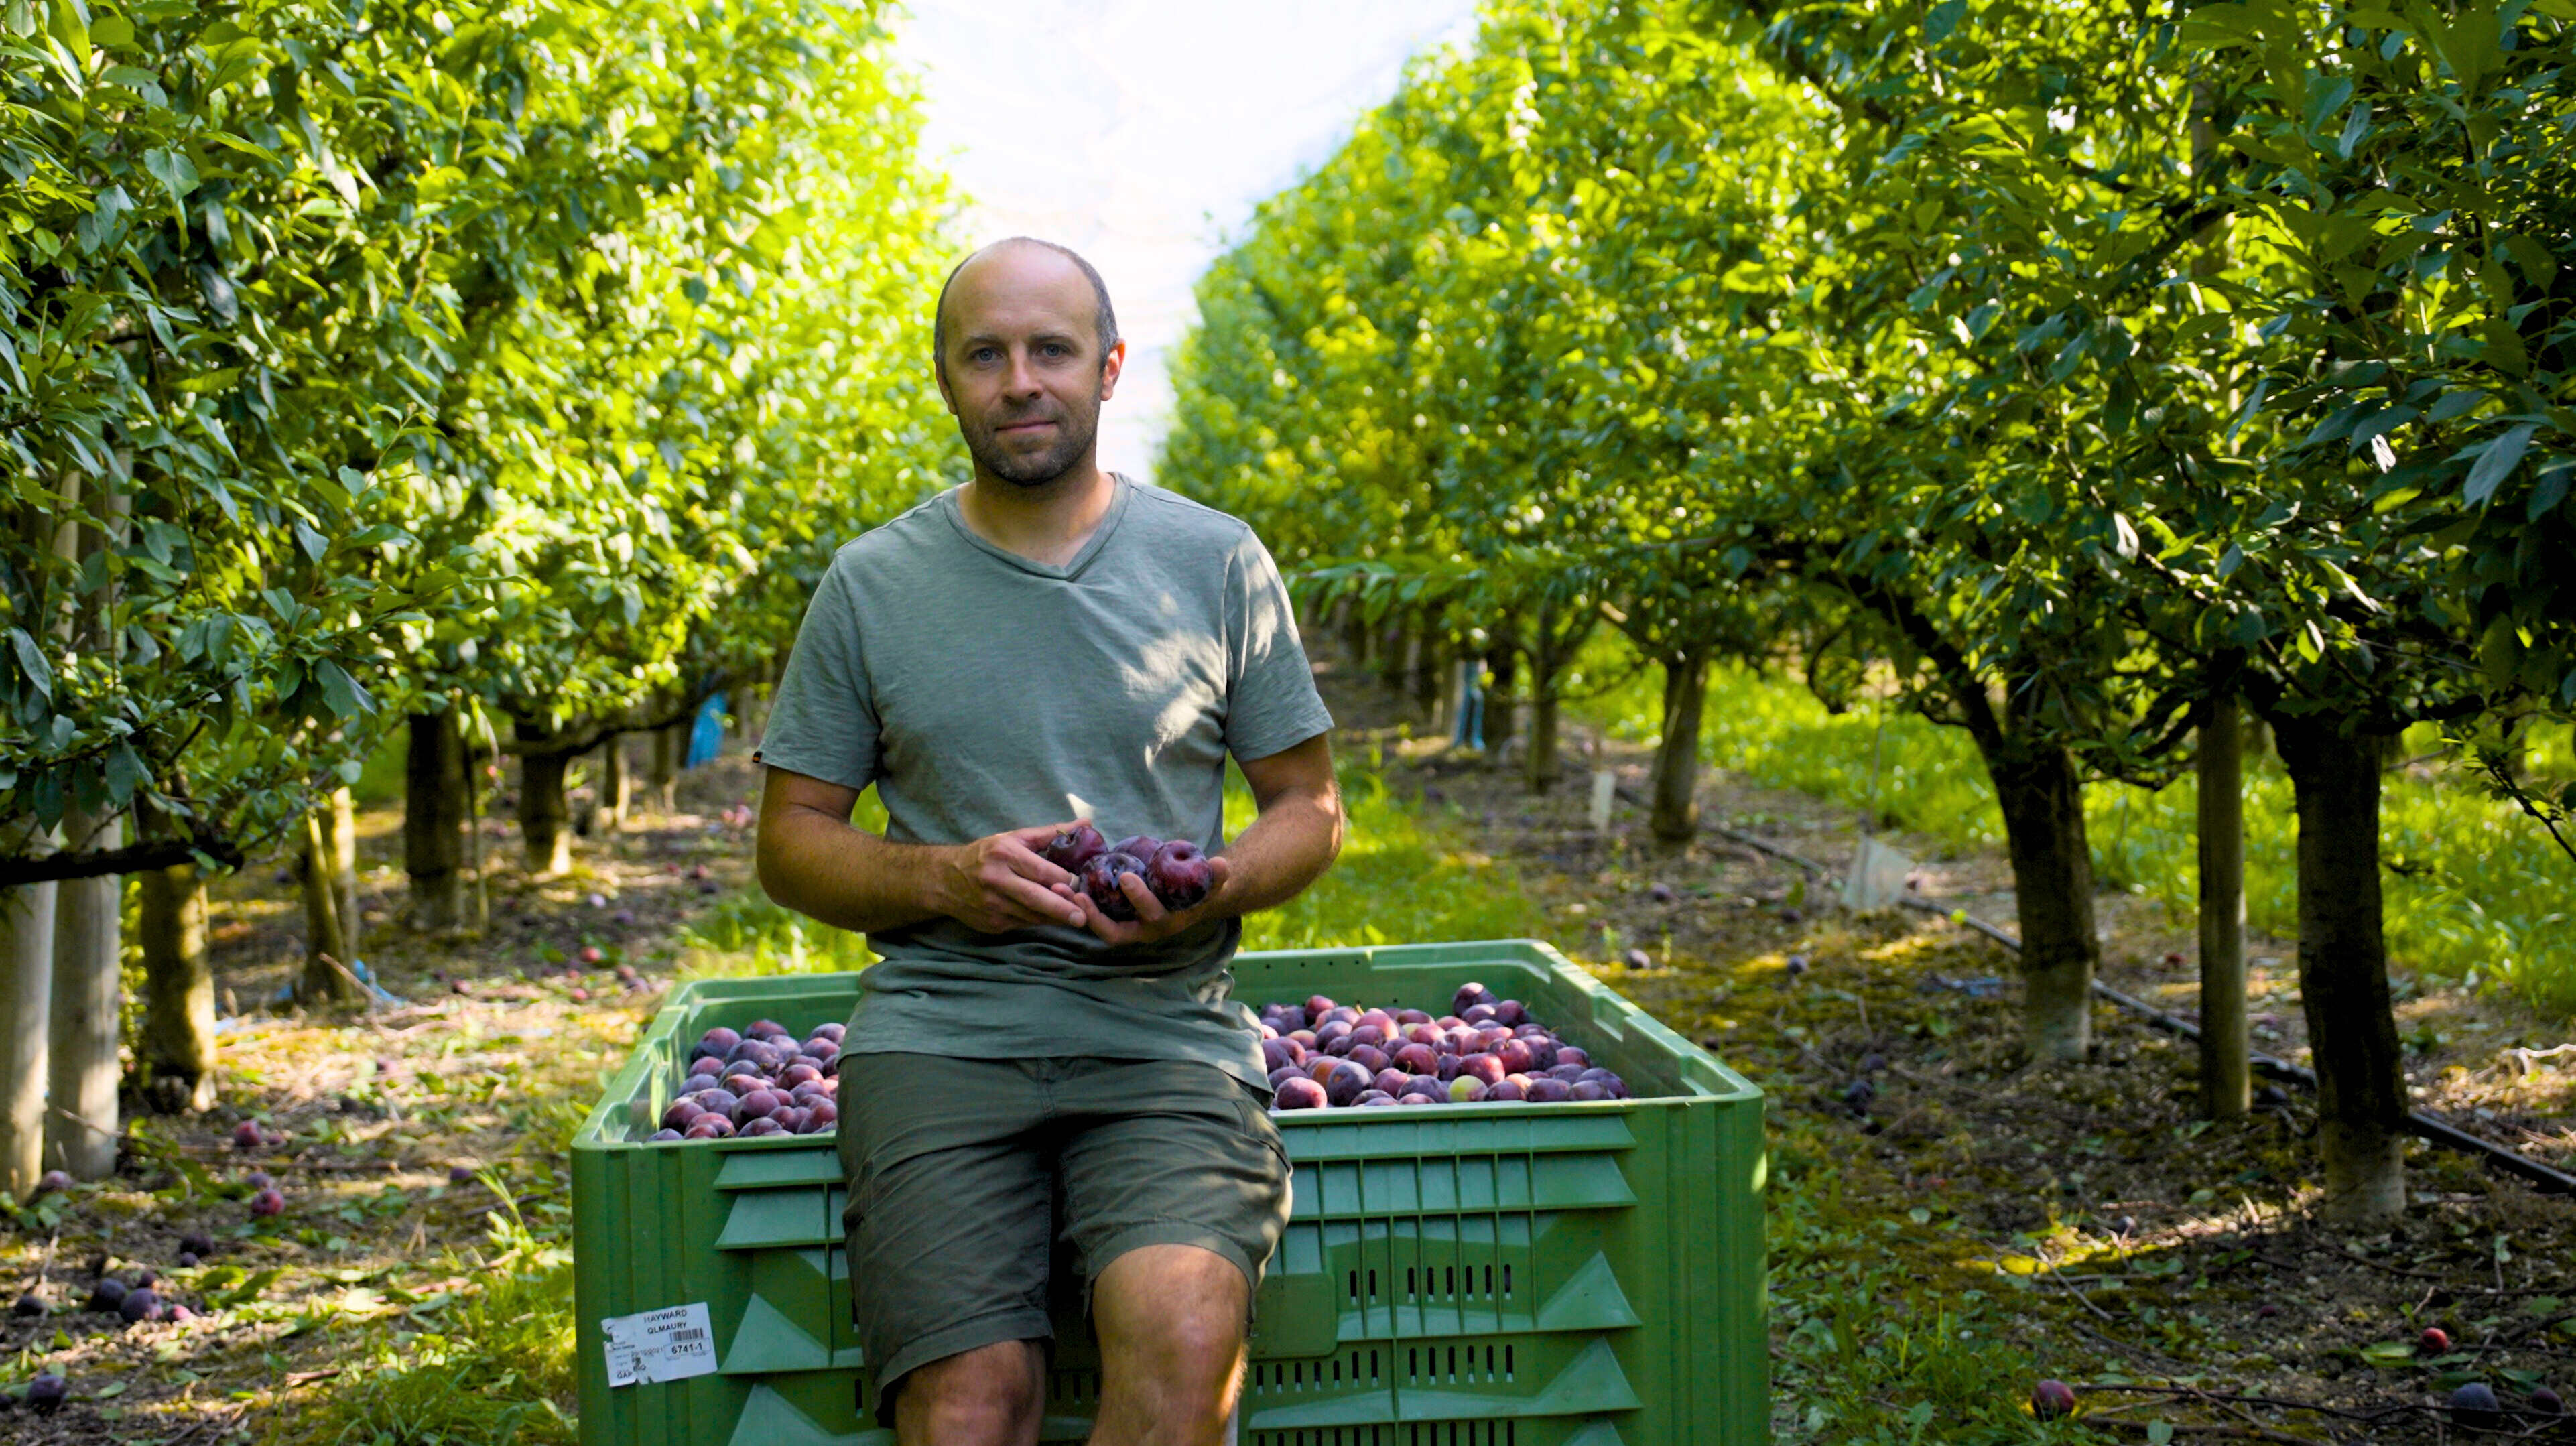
[{"x1": 940, "y1": 472, "x2": 1133, "y2": 582}]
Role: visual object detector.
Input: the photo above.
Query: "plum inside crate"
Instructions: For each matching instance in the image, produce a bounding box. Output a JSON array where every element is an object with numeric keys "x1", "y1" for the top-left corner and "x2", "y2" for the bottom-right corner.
[{"x1": 572, "y1": 941, "x2": 1766, "y2": 1446}]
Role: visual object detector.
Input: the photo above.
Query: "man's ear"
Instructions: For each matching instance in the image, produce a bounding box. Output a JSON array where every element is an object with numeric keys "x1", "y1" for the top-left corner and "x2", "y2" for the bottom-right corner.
[
  {"x1": 934, "y1": 354, "x2": 958, "y2": 415},
  {"x1": 1098, "y1": 339, "x2": 1126, "y2": 401}
]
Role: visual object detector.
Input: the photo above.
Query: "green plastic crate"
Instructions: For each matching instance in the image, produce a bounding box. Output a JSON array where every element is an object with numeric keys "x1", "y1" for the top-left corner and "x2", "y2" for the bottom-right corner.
[{"x1": 571, "y1": 940, "x2": 1766, "y2": 1445}]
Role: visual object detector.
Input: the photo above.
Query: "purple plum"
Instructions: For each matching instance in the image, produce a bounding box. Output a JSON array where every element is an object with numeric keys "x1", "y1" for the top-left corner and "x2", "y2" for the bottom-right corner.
[
  {"x1": 684, "y1": 1116, "x2": 735, "y2": 1140},
  {"x1": 1110, "y1": 833, "x2": 1164, "y2": 862},
  {"x1": 662, "y1": 1100, "x2": 706, "y2": 1131},
  {"x1": 1373, "y1": 1069, "x2": 1412, "y2": 1097},
  {"x1": 1082, "y1": 852, "x2": 1150, "y2": 921},
  {"x1": 1273, "y1": 1077, "x2": 1328, "y2": 1110},
  {"x1": 1041, "y1": 824, "x2": 1109, "y2": 872},
  {"x1": 27, "y1": 1372, "x2": 66, "y2": 1414},
  {"x1": 1146, "y1": 840, "x2": 1214, "y2": 909},
  {"x1": 1324, "y1": 1060, "x2": 1374, "y2": 1106},
  {"x1": 648, "y1": 1128, "x2": 684, "y2": 1142},
  {"x1": 738, "y1": 1118, "x2": 786, "y2": 1137}
]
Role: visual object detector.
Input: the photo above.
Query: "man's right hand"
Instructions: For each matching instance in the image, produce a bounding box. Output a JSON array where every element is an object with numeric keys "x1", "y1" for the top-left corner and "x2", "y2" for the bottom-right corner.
[{"x1": 931, "y1": 820, "x2": 1091, "y2": 933}]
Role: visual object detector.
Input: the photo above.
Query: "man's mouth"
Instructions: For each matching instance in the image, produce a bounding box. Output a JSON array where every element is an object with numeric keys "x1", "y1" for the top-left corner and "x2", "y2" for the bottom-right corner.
[{"x1": 999, "y1": 418, "x2": 1055, "y2": 434}]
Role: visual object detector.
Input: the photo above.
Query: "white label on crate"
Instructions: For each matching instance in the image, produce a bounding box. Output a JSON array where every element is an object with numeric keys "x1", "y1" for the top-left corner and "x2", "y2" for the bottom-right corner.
[{"x1": 601, "y1": 1302, "x2": 718, "y2": 1388}]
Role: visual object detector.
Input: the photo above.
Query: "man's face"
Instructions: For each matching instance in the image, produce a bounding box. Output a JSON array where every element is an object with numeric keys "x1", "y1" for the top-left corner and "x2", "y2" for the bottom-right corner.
[{"x1": 937, "y1": 247, "x2": 1124, "y2": 487}]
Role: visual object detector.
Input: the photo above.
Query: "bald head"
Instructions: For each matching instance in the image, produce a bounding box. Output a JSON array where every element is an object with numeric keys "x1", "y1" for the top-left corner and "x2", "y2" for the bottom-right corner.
[{"x1": 933, "y1": 238, "x2": 1120, "y2": 379}]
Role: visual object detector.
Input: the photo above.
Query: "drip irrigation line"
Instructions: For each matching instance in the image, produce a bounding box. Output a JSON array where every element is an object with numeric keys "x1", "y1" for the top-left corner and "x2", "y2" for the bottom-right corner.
[{"x1": 1697, "y1": 820, "x2": 2576, "y2": 1196}]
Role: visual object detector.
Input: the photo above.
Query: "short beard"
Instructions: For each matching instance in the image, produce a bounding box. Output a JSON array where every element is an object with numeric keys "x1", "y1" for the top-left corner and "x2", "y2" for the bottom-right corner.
[{"x1": 962, "y1": 395, "x2": 1102, "y2": 488}]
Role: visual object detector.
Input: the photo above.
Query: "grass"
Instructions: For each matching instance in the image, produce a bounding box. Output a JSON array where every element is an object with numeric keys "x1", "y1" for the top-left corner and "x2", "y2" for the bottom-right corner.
[{"x1": 1583, "y1": 653, "x2": 2576, "y2": 1018}]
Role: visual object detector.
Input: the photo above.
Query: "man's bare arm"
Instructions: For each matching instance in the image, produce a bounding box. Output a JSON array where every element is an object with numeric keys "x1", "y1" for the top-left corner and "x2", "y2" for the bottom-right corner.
[
  {"x1": 756, "y1": 767, "x2": 1089, "y2": 935},
  {"x1": 1061, "y1": 732, "x2": 1344, "y2": 943}
]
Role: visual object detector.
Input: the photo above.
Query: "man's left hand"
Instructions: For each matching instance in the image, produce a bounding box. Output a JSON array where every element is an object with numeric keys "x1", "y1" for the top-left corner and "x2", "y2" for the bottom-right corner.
[{"x1": 1056, "y1": 856, "x2": 1234, "y2": 945}]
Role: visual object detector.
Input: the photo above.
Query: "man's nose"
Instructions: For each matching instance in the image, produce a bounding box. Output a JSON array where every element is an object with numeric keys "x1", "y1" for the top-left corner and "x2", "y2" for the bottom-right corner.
[{"x1": 1005, "y1": 348, "x2": 1044, "y2": 395}]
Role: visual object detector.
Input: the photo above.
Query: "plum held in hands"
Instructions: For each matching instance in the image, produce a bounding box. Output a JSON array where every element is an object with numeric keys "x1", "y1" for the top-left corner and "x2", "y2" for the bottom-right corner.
[
  {"x1": 1145, "y1": 840, "x2": 1214, "y2": 910},
  {"x1": 1082, "y1": 852, "x2": 1151, "y2": 921},
  {"x1": 1041, "y1": 824, "x2": 1109, "y2": 872},
  {"x1": 1108, "y1": 835, "x2": 1165, "y2": 868}
]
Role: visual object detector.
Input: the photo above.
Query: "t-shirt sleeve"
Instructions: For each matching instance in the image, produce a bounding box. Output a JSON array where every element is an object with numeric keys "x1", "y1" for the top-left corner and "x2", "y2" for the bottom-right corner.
[
  {"x1": 1222, "y1": 529, "x2": 1336, "y2": 763},
  {"x1": 750, "y1": 556, "x2": 881, "y2": 791}
]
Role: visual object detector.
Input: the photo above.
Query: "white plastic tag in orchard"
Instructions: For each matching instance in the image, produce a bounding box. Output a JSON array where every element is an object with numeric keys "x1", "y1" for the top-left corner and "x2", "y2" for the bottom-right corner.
[{"x1": 601, "y1": 1302, "x2": 718, "y2": 1388}]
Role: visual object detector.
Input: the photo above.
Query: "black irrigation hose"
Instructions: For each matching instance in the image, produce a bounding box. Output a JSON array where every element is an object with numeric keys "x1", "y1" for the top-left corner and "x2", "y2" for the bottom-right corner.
[{"x1": 1700, "y1": 821, "x2": 2576, "y2": 1196}]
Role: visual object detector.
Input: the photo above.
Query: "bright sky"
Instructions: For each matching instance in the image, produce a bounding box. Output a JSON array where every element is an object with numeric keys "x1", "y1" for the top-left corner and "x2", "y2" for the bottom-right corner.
[{"x1": 891, "y1": 0, "x2": 1484, "y2": 481}]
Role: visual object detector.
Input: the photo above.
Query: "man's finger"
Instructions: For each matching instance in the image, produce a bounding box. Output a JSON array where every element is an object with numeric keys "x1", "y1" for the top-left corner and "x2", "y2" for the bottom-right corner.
[
  {"x1": 999, "y1": 840, "x2": 1074, "y2": 889},
  {"x1": 1000, "y1": 873, "x2": 1086, "y2": 928},
  {"x1": 1116, "y1": 870, "x2": 1167, "y2": 920},
  {"x1": 1070, "y1": 892, "x2": 1129, "y2": 943},
  {"x1": 1009, "y1": 819, "x2": 1087, "y2": 846}
]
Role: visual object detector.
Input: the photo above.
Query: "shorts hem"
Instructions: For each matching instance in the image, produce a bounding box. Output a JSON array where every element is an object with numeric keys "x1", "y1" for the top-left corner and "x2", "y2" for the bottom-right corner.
[
  {"x1": 871, "y1": 1307, "x2": 1053, "y2": 1427},
  {"x1": 1088, "y1": 1222, "x2": 1263, "y2": 1301}
]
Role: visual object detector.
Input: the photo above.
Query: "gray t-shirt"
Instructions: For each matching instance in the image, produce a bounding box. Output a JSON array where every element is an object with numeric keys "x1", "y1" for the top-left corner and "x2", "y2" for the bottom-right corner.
[{"x1": 753, "y1": 476, "x2": 1334, "y2": 1092}]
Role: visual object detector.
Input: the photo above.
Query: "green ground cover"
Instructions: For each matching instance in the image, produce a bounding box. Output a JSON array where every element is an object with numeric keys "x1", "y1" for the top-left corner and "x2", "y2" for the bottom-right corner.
[{"x1": 1582, "y1": 657, "x2": 2576, "y2": 1018}]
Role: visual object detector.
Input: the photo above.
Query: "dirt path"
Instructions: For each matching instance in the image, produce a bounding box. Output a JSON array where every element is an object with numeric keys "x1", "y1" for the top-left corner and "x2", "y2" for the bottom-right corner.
[{"x1": 0, "y1": 752, "x2": 771, "y2": 1443}]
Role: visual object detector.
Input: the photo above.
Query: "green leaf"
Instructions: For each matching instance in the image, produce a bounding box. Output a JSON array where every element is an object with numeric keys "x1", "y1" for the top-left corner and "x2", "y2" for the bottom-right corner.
[
  {"x1": 46, "y1": 0, "x2": 86, "y2": 67},
  {"x1": 142, "y1": 146, "x2": 199, "y2": 219},
  {"x1": 8, "y1": 627, "x2": 52, "y2": 700},
  {"x1": 2463, "y1": 423, "x2": 2536, "y2": 505}
]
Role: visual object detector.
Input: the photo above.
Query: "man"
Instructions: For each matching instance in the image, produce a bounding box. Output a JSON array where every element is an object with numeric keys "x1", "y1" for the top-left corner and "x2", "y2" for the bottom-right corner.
[{"x1": 753, "y1": 237, "x2": 1342, "y2": 1446}]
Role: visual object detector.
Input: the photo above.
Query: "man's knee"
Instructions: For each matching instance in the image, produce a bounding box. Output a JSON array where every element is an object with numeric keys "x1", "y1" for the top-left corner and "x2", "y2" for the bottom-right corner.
[
  {"x1": 1095, "y1": 1244, "x2": 1250, "y2": 1399},
  {"x1": 895, "y1": 1339, "x2": 1045, "y2": 1446}
]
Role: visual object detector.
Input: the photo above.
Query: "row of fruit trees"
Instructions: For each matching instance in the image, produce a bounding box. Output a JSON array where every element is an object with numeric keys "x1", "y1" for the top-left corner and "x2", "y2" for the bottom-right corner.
[
  {"x1": 1159, "y1": 0, "x2": 2575, "y2": 1227},
  {"x1": 0, "y1": 0, "x2": 958, "y2": 1195}
]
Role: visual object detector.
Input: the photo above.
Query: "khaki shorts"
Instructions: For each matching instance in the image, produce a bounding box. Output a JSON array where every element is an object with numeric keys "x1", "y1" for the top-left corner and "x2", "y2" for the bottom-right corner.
[{"x1": 836, "y1": 1053, "x2": 1293, "y2": 1417}]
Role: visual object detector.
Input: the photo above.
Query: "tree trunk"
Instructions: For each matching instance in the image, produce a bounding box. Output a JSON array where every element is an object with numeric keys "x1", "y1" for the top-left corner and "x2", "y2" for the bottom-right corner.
[
  {"x1": 48, "y1": 809, "x2": 123, "y2": 1179},
  {"x1": 649, "y1": 720, "x2": 680, "y2": 813},
  {"x1": 299, "y1": 811, "x2": 356, "y2": 1005},
  {"x1": 2197, "y1": 696, "x2": 2250, "y2": 1120},
  {"x1": 139, "y1": 860, "x2": 216, "y2": 1113},
  {"x1": 1649, "y1": 649, "x2": 1711, "y2": 842},
  {"x1": 1985, "y1": 740, "x2": 2098, "y2": 1062},
  {"x1": 519, "y1": 746, "x2": 574, "y2": 876},
  {"x1": 330, "y1": 785, "x2": 359, "y2": 956},
  {"x1": 600, "y1": 735, "x2": 629, "y2": 832},
  {"x1": 1410, "y1": 631, "x2": 1444, "y2": 722},
  {"x1": 405, "y1": 711, "x2": 468, "y2": 931},
  {"x1": 2275, "y1": 715, "x2": 2408, "y2": 1229},
  {"x1": 1484, "y1": 639, "x2": 1519, "y2": 758},
  {"x1": 1525, "y1": 631, "x2": 1563, "y2": 795},
  {"x1": 0, "y1": 847, "x2": 57, "y2": 1195}
]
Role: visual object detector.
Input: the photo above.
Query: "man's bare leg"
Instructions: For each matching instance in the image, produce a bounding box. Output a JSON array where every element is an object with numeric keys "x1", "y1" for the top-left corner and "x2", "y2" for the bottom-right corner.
[
  {"x1": 895, "y1": 1339, "x2": 1047, "y2": 1446},
  {"x1": 1088, "y1": 1244, "x2": 1251, "y2": 1446}
]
